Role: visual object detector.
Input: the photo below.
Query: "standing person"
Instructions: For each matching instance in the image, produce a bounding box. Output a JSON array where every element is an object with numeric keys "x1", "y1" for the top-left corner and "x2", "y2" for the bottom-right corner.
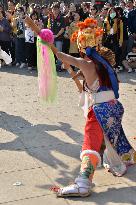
[
  {"x1": 67, "y1": 12, "x2": 80, "y2": 57},
  {"x1": 0, "y1": 11, "x2": 12, "y2": 57},
  {"x1": 103, "y1": 8, "x2": 123, "y2": 72},
  {"x1": 25, "y1": 11, "x2": 42, "y2": 70},
  {"x1": 29, "y1": 3, "x2": 35, "y2": 14},
  {"x1": 104, "y1": 2, "x2": 112, "y2": 9},
  {"x1": 33, "y1": 4, "x2": 42, "y2": 20},
  {"x1": 116, "y1": 7, "x2": 128, "y2": 70},
  {"x1": 79, "y1": 2, "x2": 89, "y2": 21},
  {"x1": 122, "y1": 43, "x2": 136, "y2": 73},
  {"x1": 13, "y1": 7, "x2": 26, "y2": 68},
  {"x1": 0, "y1": 4, "x2": 4, "y2": 12},
  {"x1": 7, "y1": 0, "x2": 16, "y2": 64},
  {"x1": 46, "y1": 3, "x2": 65, "y2": 72},
  {"x1": 89, "y1": 5, "x2": 103, "y2": 27},
  {"x1": 63, "y1": 3, "x2": 69, "y2": 16},
  {"x1": 63, "y1": 9, "x2": 74, "y2": 55},
  {"x1": 23, "y1": 0, "x2": 29, "y2": 14},
  {"x1": 119, "y1": 1, "x2": 128, "y2": 17},
  {"x1": 48, "y1": 18, "x2": 136, "y2": 197},
  {"x1": 69, "y1": 3, "x2": 77, "y2": 13},
  {"x1": 41, "y1": 5, "x2": 49, "y2": 24},
  {"x1": 127, "y1": 0, "x2": 136, "y2": 53},
  {"x1": 100, "y1": 6, "x2": 108, "y2": 22}
]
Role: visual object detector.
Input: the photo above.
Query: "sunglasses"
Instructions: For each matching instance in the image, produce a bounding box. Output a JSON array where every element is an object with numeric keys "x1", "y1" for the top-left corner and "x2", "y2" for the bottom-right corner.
[{"x1": 91, "y1": 8, "x2": 96, "y2": 10}]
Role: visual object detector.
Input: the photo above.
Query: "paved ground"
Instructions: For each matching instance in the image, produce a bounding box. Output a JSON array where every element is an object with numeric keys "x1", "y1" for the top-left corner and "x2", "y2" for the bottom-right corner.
[{"x1": 0, "y1": 66, "x2": 136, "y2": 205}]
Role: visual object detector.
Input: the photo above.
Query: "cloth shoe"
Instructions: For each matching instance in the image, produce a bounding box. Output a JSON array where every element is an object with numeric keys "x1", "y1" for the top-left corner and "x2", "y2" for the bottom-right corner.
[
  {"x1": 57, "y1": 177, "x2": 92, "y2": 197},
  {"x1": 16, "y1": 63, "x2": 20, "y2": 67},
  {"x1": 118, "y1": 66, "x2": 123, "y2": 71},
  {"x1": 20, "y1": 63, "x2": 26, "y2": 69},
  {"x1": 115, "y1": 67, "x2": 120, "y2": 73},
  {"x1": 128, "y1": 68, "x2": 132, "y2": 73}
]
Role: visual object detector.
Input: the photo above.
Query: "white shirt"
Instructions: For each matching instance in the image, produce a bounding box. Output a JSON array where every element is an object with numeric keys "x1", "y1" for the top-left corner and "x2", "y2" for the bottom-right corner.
[{"x1": 25, "y1": 28, "x2": 34, "y2": 43}]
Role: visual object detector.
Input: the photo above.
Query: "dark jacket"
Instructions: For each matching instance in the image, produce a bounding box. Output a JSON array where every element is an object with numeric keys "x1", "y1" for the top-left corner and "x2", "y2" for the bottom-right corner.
[
  {"x1": 0, "y1": 18, "x2": 12, "y2": 41},
  {"x1": 122, "y1": 16, "x2": 128, "y2": 40},
  {"x1": 128, "y1": 9, "x2": 136, "y2": 34},
  {"x1": 44, "y1": 14, "x2": 65, "y2": 41}
]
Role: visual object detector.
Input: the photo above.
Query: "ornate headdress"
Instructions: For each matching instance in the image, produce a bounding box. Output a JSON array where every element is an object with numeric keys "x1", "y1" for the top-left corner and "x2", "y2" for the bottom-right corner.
[
  {"x1": 71, "y1": 18, "x2": 115, "y2": 66},
  {"x1": 71, "y1": 18, "x2": 119, "y2": 99},
  {"x1": 71, "y1": 18, "x2": 103, "y2": 53}
]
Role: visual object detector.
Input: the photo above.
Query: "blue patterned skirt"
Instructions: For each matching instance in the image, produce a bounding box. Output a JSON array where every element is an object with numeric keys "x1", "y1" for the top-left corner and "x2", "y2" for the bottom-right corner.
[{"x1": 93, "y1": 99, "x2": 136, "y2": 165}]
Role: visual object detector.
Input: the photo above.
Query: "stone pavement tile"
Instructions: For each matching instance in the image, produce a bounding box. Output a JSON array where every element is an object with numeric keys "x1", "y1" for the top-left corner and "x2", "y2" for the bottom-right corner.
[
  {"x1": 0, "y1": 168, "x2": 52, "y2": 204},
  {"x1": 66, "y1": 184, "x2": 136, "y2": 205},
  {"x1": 41, "y1": 153, "x2": 80, "y2": 187},
  {"x1": 0, "y1": 150, "x2": 40, "y2": 174},
  {"x1": 121, "y1": 165, "x2": 136, "y2": 187},
  {"x1": 42, "y1": 164, "x2": 124, "y2": 188},
  {"x1": 1, "y1": 195, "x2": 68, "y2": 205},
  {"x1": 93, "y1": 168, "x2": 124, "y2": 186},
  {"x1": 27, "y1": 144, "x2": 81, "y2": 169},
  {"x1": 94, "y1": 165, "x2": 136, "y2": 188},
  {"x1": 28, "y1": 147, "x2": 81, "y2": 187},
  {"x1": 19, "y1": 125, "x2": 83, "y2": 149}
]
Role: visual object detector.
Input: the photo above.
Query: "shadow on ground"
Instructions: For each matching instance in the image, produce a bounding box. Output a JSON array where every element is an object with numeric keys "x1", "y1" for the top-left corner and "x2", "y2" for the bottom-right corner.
[
  {"x1": 0, "y1": 111, "x2": 136, "y2": 188},
  {"x1": 0, "y1": 66, "x2": 71, "y2": 78},
  {"x1": 65, "y1": 185, "x2": 136, "y2": 204},
  {"x1": 0, "y1": 111, "x2": 81, "y2": 170},
  {"x1": 0, "y1": 66, "x2": 38, "y2": 77}
]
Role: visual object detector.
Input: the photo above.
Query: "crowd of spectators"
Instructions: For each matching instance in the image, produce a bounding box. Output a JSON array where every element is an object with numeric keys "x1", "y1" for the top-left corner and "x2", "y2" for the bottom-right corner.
[{"x1": 0, "y1": 0, "x2": 136, "y2": 72}]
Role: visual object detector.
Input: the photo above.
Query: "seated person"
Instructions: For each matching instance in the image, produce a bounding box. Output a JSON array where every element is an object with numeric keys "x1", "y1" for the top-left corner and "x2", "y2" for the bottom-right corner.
[{"x1": 122, "y1": 43, "x2": 136, "y2": 73}]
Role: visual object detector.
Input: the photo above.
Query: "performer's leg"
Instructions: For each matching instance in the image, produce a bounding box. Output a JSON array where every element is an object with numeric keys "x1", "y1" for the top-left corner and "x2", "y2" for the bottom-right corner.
[
  {"x1": 79, "y1": 109, "x2": 103, "y2": 179},
  {"x1": 57, "y1": 109, "x2": 104, "y2": 197}
]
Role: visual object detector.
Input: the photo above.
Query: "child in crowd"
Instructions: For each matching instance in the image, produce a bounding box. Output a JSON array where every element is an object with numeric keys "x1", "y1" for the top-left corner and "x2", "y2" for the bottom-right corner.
[
  {"x1": 25, "y1": 23, "x2": 35, "y2": 70},
  {"x1": 25, "y1": 11, "x2": 43, "y2": 70},
  {"x1": 122, "y1": 43, "x2": 136, "y2": 73}
]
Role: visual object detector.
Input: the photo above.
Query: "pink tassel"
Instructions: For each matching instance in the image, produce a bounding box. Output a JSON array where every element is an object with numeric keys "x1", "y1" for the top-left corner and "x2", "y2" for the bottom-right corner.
[{"x1": 37, "y1": 29, "x2": 57, "y2": 103}]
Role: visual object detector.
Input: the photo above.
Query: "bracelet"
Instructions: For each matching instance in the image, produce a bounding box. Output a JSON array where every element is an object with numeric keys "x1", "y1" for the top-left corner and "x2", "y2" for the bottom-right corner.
[{"x1": 72, "y1": 75, "x2": 78, "y2": 80}]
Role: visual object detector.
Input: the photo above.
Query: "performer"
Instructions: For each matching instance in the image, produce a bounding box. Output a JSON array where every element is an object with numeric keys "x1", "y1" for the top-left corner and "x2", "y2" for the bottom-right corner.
[
  {"x1": 25, "y1": 16, "x2": 136, "y2": 197},
  {"x1": 50, "y1": 18, "x2": 136, "y2": 197}
]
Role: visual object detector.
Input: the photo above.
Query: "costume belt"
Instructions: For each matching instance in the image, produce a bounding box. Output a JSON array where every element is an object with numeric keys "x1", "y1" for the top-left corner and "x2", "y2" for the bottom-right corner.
[
  {"x1": 90, "y1": 90, "x2": 115, "y2": 105},
  {"x1": 79, "y1": 90, "x2": 115, "y2": 118}
]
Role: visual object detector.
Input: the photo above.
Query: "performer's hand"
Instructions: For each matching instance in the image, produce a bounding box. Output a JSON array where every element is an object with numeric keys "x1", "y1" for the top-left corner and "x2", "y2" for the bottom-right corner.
[
  {"x1": 50, "y1": 44, "x2": 58, "y2": 55},
  {"x1": 62, "y1": 62, "x2": 70, "y2": 70}
]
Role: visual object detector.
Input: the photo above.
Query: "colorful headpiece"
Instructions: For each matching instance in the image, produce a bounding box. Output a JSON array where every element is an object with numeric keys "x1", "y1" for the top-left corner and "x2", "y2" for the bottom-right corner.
[
  {"x1": 71, "y1": 18, "x2": 119, "y2": 99},
  {"x1": 71, "y1": 18, "x2": 103, "y2": 53}
]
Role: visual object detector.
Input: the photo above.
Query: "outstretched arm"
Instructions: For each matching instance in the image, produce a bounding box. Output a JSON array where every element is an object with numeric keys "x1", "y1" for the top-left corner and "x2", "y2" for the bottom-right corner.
[
  {"x1": 24, "y1": 16, "x2": 97, "y2": 89},
  {"x1": 54, "y1": 51, "x2": 97, "y2": 87}
]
